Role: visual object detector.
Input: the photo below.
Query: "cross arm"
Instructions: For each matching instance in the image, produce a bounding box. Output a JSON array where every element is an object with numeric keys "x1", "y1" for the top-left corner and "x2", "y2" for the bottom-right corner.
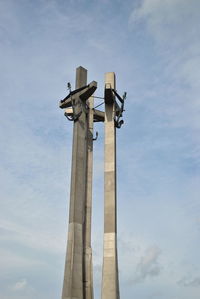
[
  {"x1": 93, "y1": 109, "x2": 105, "y2": 122},
  {"x1": 59, "y1": 81, "x2": 97, "y2": 109}
]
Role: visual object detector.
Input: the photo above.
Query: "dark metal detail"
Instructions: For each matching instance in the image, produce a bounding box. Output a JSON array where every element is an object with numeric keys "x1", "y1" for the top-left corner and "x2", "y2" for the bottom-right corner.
[
  {"x1": 59, "y1": 81, "x2": 97, "y2": 122},
  {"x1": 92, "y1": 96, "x2": 104, "y2": 99},
  {"x1": 64, "y1": 102, "x2": 82, "y2": 122},
  {"x1": 112, "y1": 90, "x2": 127, "y2": 129},
  {"x1": 93, "y1": 131, "x2": 98, "y2": 141},
  {"x1": 94, "y1": 101, "x2": 104, "y2": 109},
  {"x1": 67, "y1": 82, "x2": 72, "y2": 93}
]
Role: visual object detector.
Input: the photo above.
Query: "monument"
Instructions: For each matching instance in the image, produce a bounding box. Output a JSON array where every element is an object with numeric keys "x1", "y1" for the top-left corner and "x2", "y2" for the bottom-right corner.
[{"x1": 59, "y1": 66, "x2": 126, "y2": 299}]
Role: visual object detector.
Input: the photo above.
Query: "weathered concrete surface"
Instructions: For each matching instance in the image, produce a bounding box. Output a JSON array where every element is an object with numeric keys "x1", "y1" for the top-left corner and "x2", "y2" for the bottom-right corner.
[
  {"x1": 83, "y1": 96, "x2": 94, "y2": 299},
  {"x1": 62, "y1": 67, "x2": 94, "y2": 299},
  {"x1": 101, "y1": 72, "x2": 120, "y2": 299}
]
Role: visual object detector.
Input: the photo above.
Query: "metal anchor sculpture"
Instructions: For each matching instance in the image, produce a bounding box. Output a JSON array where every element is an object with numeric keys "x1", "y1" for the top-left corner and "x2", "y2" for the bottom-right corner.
[
  {"x1": 104, "y1": 83, "x2": 126, "y2": 128},
  {"x1": 59, "y1": 81, "x2": 97, "y2": 121},
  {"x1": 112, "y1": 89, "x2": 126, "y2": 128},
  {"x1": 59, "y1": 67, "x2": 126, "y2": 299}
]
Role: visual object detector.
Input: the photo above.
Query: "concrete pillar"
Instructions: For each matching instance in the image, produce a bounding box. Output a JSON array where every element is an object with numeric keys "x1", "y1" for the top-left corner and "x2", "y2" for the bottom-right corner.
[
  {"x1": 62, "y1": 67, "x2": 88, "y2": 299},
  {"x1": 101, "y1": 72, "x2": 120, "y2": 299},
  {"x1": 83, "y1": 97, "x2": 94, "y2": 299}
]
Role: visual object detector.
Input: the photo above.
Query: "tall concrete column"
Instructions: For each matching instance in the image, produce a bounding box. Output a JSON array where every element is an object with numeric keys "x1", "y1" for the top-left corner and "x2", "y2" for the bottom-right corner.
[
  {"x1": 62, "y1": 67, "x2": 88, "y2": 299},
  {"x1": 83, "y1": 97, "x2": 94, "y2": 299},
  {"x1": 101, "y1": 72, "x2": 120, "y2": 299}
]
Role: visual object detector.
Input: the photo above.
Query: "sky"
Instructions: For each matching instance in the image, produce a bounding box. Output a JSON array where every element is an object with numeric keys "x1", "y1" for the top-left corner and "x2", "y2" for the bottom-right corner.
[{"x1": 0, "y1": 0, "x2": 200, "y2": 298}]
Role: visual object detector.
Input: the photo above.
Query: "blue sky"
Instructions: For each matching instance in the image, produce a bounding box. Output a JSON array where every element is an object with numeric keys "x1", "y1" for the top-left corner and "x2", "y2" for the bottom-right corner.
[{"x1": 0, "y1": 0, "x2": 200, "y2": 298}]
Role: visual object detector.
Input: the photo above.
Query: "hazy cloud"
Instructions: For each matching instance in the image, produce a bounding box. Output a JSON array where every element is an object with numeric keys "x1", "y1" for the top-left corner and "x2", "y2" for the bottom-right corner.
[
  {"x1": 12, "y1": 279, "x2": 27, "y2": 291},
  {"x1": 133, "y1": 246, "x2": 162, "y2": 283},
  {"x1": 129, "y1": 0, "x2": 200, "y2": 90},
  {"x1": 178, "y1": 276, "x2": 200, "y2": 288}
]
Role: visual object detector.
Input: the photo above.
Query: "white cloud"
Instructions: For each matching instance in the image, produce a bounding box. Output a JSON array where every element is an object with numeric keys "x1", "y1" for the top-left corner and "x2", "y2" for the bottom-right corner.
[
  {"x1": 13, "y1": 279, "x2": 27, "y2": 291},
  {"x1": 130, "y1": 0, "x2": 200, "y2": 36},
  {"x1": 130, "y1": 0, "x2": 200, "y2": 88},
  {"x1": 178, "y1": 276, "x2": 200, "y2": 288},
  {"x1": 128, "y1": 0, "x2": 200, "y2": 150},
  {"x1": 133, "y1": 246, "x2": 162, "y2": 283},
  {"x1": 0, "y1": 219, "x2": 66, "y2": 254},
  {"x1": 0, "y1": 248, "x2": 43, "y2": 270}
]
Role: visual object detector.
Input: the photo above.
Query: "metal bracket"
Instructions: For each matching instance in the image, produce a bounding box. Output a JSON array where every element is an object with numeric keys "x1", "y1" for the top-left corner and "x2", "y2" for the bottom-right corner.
[
  {"x1": 64, "y1": 104, "x2": 82, "y2": 121},
  {"x1": 112, "y1": 90, "x2": 126, "y2": 129},
  {"x1": 93, "y1": 131, "x2": 98, "y2": 141},
  {"x1": 59, "y1": 81, "x2": 97, "y2": 122},
  {"x1": 64, "y1": 84, "x2": 83, "y2": 121}
]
